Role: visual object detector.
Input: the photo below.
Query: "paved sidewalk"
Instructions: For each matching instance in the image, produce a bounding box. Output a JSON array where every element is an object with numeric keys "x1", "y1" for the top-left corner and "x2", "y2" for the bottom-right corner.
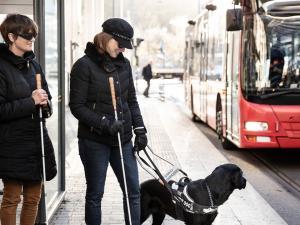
[{"x1": 50, "y1": 95, "x2": 288, "y2": 225}]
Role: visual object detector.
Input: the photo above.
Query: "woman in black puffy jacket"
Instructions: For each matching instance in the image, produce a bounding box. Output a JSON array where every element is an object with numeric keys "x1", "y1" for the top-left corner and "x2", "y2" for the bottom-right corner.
[
  {"x1": 0, "y1": 14, "x2": 56, "y2": 225},
  {"x1": 69, "y1": 18, "x2": 147, "y2": 225}
]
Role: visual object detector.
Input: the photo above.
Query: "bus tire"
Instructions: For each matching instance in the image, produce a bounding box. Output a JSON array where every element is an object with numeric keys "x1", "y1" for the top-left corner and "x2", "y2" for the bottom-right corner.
[
  {"x1": 222, "y1": 134, "x2": 234, "y2": 150},
  {"x1": 216, "y1": 102, "x2": 234, "y2": 150},
  {"x1": 192, "y1": 113, "x2": 200, "y2": 122}
]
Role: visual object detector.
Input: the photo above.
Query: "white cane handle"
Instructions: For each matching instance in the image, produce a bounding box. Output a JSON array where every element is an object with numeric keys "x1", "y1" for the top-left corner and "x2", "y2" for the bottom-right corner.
[
  {"x1": 109, "y1": 77, "x2": 117, "y2": 111},
  {"x1": 36, "y1": 73, "x2": 42, "y2": 89}
]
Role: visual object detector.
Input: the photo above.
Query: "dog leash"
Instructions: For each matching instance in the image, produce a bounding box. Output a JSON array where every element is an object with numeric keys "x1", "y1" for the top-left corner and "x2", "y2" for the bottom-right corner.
[
  {"x1": 135, "y1": 146, "x2": 173, "y2": 193},
  {"x1": 135, "y1": 145, "x2": 188, "y2": 184},
  {"x1": 146, "y1": 145, "x2": 189, "y2": 177}
]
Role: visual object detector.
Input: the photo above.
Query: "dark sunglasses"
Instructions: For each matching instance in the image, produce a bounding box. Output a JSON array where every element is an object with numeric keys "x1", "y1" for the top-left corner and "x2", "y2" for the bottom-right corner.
[{"x1": 17, "y1": 33, "x2": 37, "y2": 41}]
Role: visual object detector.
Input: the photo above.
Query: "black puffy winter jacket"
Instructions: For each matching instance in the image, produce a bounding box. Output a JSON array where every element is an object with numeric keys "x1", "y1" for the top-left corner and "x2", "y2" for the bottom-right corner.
[
  {"x1": 0, "y1": 43, "x2": 57, "y2": 181},
  {"x1": 69, "y1": 42, "x2": 146, "y2": 146}
]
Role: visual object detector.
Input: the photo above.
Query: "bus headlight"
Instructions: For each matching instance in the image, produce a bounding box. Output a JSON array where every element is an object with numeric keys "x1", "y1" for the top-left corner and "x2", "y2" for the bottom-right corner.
[{"x1": 245, "y1": 122, "x2": 268, "y2": 131}]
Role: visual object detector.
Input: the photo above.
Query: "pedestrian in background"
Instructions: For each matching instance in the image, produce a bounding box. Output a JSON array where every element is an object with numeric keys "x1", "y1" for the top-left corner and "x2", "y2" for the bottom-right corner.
[
  {"x1": 142, "y1": 60, "x2": 153, "y2": 97},
  {"x1": 69, "y1": 18, "x2": 148, "y2": 225},
  {"x1": 0, "y1": 14, "x2": 57, "y2": 225}
]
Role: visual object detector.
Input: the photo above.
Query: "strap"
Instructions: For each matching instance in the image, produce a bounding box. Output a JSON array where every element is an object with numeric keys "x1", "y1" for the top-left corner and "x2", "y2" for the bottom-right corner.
[
  {"x1": 146, "y1": 145, "x2": 188, "y2": 177},
  {"x1": 174, "y1": 202, "x2": 185, "y2": 220},
  {"x1": 141, "y1": 148, "x2": 171, "y2": 191},
  {"x1": 136, "y1": 150, "x2": 159, "y2": 174},
  {"x1": 171, "y1": 184, "x2": 218, "y2": 215},
  {"x1": 136, "y1": 146, "x2": 190, "y2": 195}
]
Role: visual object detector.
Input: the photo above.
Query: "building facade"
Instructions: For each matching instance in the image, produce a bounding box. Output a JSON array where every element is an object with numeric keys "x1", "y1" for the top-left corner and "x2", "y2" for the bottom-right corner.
[{"x1": 0, "y1": 0, "x2": 124, "y2": 223}]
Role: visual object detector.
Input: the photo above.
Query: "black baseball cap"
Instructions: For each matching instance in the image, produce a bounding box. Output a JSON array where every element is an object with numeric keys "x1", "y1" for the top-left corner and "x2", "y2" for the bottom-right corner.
[{"x1": 102, "y1": 18, "x2": 134, "y2": 49}]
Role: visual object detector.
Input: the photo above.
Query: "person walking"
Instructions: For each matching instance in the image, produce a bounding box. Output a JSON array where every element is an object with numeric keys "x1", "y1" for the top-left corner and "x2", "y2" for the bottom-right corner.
[
  {"x1": 0, "y1": 14, "x2": 57, "y2": 225},
  {"x1": 69, "y1": 18, "x2": 148, "y2": 225},
  {"x1": 142, "y1": 61, "x2": 153, "y2": 97}
]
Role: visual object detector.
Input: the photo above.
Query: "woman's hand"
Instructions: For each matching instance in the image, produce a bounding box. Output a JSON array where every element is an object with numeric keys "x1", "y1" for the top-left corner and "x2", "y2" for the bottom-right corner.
[
  {"x1": 32, "y1": 89, "x2": 48, "y2": 105},
  {"x1": 133, "y1": 127, "x2": 147, "y2": 151}
]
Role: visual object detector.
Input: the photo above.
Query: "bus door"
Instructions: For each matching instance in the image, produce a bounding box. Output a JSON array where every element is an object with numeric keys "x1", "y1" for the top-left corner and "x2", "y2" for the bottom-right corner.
[
  {"x1": 226, "y1": 31, "x2": 241, "y2": 141},
  {"x1": 191, "y1": 43, "x2": 201, "y2": 117},
  {"x1": 199, "y1": 15, "x2": 208, "y2": 122},
  {"x1": 191, "y1": 19, "x2": 201, "y2": 118}
]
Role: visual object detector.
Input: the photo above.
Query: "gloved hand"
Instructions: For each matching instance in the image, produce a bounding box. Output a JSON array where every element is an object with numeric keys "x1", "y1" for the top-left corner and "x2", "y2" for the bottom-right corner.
[
  {"x1": 42, "y1": 100, "x2": 53, "y2": 118},
  {"x1": 101, "y1": 117, "x2": 124, "y2": 136},
  {"x1": 134, "y1": 128, "x2": 147, "y2": 151}
]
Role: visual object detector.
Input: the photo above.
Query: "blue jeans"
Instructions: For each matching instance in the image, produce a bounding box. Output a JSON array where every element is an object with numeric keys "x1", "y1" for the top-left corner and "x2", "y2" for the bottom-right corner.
[{"x1": 78, "y1": 138, "x2": 140, "y2": 225}]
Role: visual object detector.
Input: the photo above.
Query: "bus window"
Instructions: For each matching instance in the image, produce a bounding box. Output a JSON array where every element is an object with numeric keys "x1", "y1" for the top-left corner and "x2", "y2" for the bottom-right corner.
[{"x1": 241, "y1": 1, "x2": 300, "y2": 103}]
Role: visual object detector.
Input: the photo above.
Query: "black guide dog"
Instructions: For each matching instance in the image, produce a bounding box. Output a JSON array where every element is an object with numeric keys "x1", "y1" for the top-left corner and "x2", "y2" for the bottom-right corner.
[{"x1": 140, "y1": 163, "x2": 247, "y2": 225}]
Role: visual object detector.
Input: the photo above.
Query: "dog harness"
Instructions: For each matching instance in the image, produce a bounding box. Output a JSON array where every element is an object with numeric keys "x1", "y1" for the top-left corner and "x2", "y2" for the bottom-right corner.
[
  {"x1": 170, "y1": 177, "x2": 218, "y2": 218},
  {"x1": 135, "y1": 146, "x2": 218, "y2": 218}
]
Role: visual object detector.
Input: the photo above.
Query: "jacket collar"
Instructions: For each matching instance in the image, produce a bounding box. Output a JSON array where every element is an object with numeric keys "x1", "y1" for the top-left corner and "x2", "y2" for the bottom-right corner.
[
  {"x1": 0, "y1": 43, "x2": 35, "y2": 70},
  {"x1": 84, "y1": 42, "x2": 126, "y2": 73}
]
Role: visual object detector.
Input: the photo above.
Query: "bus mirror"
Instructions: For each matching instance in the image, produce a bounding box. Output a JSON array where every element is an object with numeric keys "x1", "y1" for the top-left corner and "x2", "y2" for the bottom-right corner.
[{"x1": 226, "y1": 8, "x2": 243, "y2": 31}]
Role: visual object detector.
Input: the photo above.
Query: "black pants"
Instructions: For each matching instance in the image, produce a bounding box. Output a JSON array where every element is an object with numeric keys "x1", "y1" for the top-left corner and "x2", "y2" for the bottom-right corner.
[
  {"x1": 143, "y1": 80, "x2": 150, "y2": 97},
  {"x1": 79, "y1": 139, "x2": 140, "y2": 225}
]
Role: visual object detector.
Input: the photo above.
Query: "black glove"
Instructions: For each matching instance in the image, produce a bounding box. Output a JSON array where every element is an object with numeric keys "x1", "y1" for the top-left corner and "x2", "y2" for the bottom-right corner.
[
  {"x1": 101, "y1": 117, "x2": 124, "y2": 136},
  {"x1": 134, "y1": 128, "x2": 147, "y2": 151}
]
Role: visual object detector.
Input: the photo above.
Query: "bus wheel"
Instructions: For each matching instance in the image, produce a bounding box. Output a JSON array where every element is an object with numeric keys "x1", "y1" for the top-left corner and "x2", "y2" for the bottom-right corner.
[
  {"x1": 192, "y1": 113, "x2": 200, "y2": 122},
  {"x1": 216, "y1": 107, "x2": 233, "y2": 150}
]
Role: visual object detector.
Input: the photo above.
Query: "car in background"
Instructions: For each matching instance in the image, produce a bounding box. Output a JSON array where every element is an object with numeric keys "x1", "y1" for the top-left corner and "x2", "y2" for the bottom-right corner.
[{"x1": 152, "y1": 67, "x2": 184, "y2": 80}]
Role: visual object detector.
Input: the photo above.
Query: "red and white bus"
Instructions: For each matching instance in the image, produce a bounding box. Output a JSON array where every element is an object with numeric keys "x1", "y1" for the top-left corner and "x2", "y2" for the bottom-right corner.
[{"x1": 184, "y1": 0, "x2": 300, "y2": 149}]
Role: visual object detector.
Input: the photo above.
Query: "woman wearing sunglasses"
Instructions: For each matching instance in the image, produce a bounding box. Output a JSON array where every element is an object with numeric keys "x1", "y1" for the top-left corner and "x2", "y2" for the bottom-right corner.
[{"x1": 0, "y1": 14, "x2": 57, "y2": 225}]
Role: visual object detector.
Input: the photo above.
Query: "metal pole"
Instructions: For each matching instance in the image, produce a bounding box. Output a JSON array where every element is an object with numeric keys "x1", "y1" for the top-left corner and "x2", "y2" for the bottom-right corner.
[
  {"x1": 108, "y1": 77, "x2": 133, "y2": 225},
  {"x1": 36, "y1": 74, "x2": 48, "y2": 225}
]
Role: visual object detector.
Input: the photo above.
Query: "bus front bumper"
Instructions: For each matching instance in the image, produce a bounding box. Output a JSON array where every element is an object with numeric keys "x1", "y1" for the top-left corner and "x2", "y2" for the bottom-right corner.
[{"x1": 240, "y1": 132, "x2": 300, "y2": 149}]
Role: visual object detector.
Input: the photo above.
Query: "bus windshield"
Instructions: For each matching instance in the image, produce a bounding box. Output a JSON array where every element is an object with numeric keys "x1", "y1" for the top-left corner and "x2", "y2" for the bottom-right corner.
[{"x1": 242, "y1": 2, "x2": 300, "y2": 104}]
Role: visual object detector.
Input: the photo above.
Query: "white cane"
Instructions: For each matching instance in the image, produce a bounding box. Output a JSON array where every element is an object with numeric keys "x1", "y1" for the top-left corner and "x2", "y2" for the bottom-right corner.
[
  {"x1": 36, "y1": 74, "x2": 48, "y2": 224},
  {"x1": 108, "y1": 77, "x2": 133, "y2": 225}
]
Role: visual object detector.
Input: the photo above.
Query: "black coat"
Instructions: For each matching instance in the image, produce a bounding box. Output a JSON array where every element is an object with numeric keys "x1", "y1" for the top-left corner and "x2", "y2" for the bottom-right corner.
[
  {"x1": 0, "y1": 43, "x2": 57, "y2": 181},
  {"x1": 142, "y1": 64, "x2": 152, "y2": 81},
  {"x1": 69, "y1": 42, "x2": 145, "y2": 146}
]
